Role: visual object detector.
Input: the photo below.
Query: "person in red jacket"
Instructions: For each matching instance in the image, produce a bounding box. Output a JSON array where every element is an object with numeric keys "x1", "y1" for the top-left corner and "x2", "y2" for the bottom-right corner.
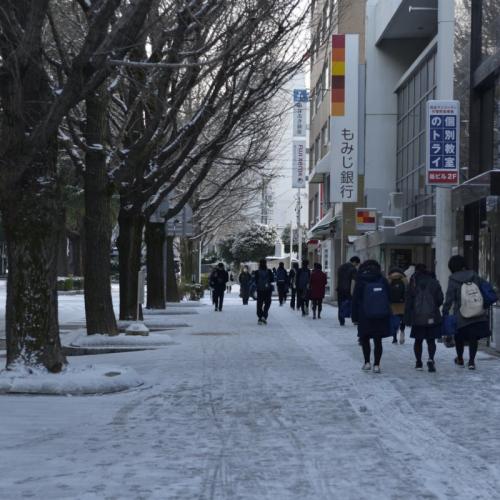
[{"x1": 310, "y1": 262, "x2": 327, "y2": 319}]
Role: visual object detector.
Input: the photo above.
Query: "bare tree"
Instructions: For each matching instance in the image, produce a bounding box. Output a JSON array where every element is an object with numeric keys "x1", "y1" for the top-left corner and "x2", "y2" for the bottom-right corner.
[{"x1": 0, "y1": 0, "x2": 154, "y2": 370}]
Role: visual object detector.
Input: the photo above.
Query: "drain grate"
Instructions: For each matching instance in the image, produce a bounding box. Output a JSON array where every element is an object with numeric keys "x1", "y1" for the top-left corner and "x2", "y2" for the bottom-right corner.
[{"x1": 191, "y1": 332, "x2": 235, "y2": 336}]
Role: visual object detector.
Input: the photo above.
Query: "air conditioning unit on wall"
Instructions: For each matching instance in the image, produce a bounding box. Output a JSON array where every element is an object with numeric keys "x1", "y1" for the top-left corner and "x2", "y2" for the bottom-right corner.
[
  {"x1": 381, "y1": 216, "x2": 402, "y2": 228},
  {"x1": 388, "y1": 192, "x2": 403, "y2": 216}
]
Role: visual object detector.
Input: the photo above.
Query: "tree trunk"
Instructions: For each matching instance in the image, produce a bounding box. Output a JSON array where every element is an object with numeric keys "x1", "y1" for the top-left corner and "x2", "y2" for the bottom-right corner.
[
  {"x1": 83, "y1": 93, "x2": 118, "y2": 335},
  {"x1": 180, "y1": 237, "x2": 195, "y2": 283},
  {"x1": 146, "y1": 221, "x2": 166, "y2": 309},
  {"x1": 117, "y1": 208, "x2": 145, "y2": 320},
  {"x1": 166, "y1": 235, "x2": 179, "y2": 302},
  {"x1": 1, "y1": 172, "x2": 66, "y2": 372}
]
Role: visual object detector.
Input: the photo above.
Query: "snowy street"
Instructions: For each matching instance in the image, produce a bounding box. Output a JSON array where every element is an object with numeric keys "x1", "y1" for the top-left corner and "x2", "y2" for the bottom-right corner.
[{"x1": 1, "y1": 287, "x2": 500, "y2": 500}]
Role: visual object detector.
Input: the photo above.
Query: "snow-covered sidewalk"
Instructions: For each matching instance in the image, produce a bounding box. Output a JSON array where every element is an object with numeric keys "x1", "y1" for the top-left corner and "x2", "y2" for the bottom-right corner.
[{"x1": 1, "y1": 290, "x2": 500, "y2": 499}]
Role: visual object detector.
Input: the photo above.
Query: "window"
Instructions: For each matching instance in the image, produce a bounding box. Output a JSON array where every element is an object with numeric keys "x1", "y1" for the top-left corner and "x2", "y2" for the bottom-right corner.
[{"x1": 396, "y1": 49, "x2": 437, "y2": 221}]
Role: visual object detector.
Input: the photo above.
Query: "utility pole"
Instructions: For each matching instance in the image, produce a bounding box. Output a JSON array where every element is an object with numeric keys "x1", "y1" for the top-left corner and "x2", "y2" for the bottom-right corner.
[
  {"x1": 435, "y1": 0, "x2": 455, "y2": 287},
  {"x1": 296, "y1": 188, "x2": 303, "y2": 263}
]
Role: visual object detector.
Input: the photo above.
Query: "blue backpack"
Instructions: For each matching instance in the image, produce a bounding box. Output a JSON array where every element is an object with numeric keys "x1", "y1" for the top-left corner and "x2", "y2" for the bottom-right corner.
[
  {"x1": 362, "y1": 280, "x2": 391, "y2": 319},
  {"x1": 480, "y1": 280, "x2": 498, "y2": 307}
]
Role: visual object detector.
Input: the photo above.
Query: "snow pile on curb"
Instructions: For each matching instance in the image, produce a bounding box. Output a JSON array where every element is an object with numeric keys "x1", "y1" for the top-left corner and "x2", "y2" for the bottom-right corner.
[
  {"x1": 0, "y1": 364, "x2": 144, "y2": 395},
  {"x1": 71, "y1": 332, "x2": 174, "y2": 347}
]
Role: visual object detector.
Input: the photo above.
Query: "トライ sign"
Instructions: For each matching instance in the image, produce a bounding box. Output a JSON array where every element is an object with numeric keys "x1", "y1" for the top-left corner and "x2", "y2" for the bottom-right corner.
[{"x1": 426, "y1": 100, "x2": 460, "y2": 186}]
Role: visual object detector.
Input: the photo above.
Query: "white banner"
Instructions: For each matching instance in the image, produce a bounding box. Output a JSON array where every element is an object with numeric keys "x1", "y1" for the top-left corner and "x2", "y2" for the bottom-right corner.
[
  {"x1": 330, "y1": 34, "x2": 359, "y2": 203},
  {"x1": 292, "y1": 140, "x2": 306, "y2": 188},
  {"x1": 293, "y1": 101, "x2": 306, "y2": 137}
]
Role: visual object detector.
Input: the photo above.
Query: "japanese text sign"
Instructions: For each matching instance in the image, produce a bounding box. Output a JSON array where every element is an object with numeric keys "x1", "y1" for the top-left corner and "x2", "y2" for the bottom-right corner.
[
  {"x1": 292, "y1": 140, "x2": 306, "y2": 188},
  {"x1": 293, "y1": 89, "x2": 308, "y2": 137},
  {"x1": 330, "y1": 34, "x2": 359, "y2": 202},
  {"x1": 426, "y1": 100, "x2": 460, "y2": 186}
]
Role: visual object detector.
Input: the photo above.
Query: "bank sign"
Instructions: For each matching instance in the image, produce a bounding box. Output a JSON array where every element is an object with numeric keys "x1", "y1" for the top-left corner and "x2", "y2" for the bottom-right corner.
[{"x1": 426, "y1": 100, "x2": 460, "y2": 186}]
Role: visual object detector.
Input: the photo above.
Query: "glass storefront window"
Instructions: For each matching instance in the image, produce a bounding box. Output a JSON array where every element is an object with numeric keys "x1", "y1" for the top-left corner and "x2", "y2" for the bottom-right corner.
[{"x1": 482, "y1": 0, "x2": 500, "y2": 59}]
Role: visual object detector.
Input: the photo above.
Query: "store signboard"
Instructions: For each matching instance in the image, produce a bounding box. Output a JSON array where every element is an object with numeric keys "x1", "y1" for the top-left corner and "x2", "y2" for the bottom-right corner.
[
  {"x1": 330, "y1": 34, "x2": 359, "y2": 202},
  {"x1": 355, "y1": 208, "x2": 377, "y2": 231},
  {"x1": 426, "y1": 100, "x2": 460, "y2": 186},
  {"x1": 292, "y1": 140, "x2": 306, "y2": 188},
  {"x1": 292, "y1": 89, "x2": 308, "y2": 137}
]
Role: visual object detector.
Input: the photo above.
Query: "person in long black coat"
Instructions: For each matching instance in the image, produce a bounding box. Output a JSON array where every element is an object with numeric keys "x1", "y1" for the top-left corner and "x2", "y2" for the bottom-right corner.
[
  {"x1": 404, "y1": 264, "x2": 443, "y2": 372},
  {"x1": 239, "y1": 266, "x2": 252, "y2": 305},
  {"x1": 351, "y1": 260, "x2": 391, "y2": 373}
]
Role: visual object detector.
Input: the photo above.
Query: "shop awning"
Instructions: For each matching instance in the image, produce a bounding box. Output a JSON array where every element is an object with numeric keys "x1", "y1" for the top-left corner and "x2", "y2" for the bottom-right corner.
[
  {"x1": 308, "y1": 210, "x2": 338, "y2": 238},
  {"x1": 451, "y1": 170, "x2": 500, "y2": 210},
  {"x1": 395, "y1": 215, "x2": 436, "y2": 237},
  {"x1": 308, "y1": 152, "x2": 330, "y2": 184}
]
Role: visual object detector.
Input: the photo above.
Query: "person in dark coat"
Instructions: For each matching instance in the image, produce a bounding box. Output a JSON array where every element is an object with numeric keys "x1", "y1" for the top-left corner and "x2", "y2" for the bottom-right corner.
[
  {"x1": 352, "y1": 259, "x2": 391, "y2": 373},
  {"x1": 289, "y1": 262, "x2": 299, "y2": 310},
  {"x1": 209, "y1": 262, "x2": 229, "y2": 312},
  {"x1": 336, "y1": 256, "x2": 360, "y2": 325},
  {"x1": 275, "y1": 262, "x2": 289, "y2": 306},
  {"x1": 388, "y1": 266, "x2": 408, "y2": 344},
  {"x1": 296, "y1": 259, "x2": 311, "y2": 316},
  {"x1": 310, "y1": 262, "x2": 327, "y2": 319},
  {"x1": 253, "y1": 259, "x2": 274, "y2": 324},
  {"x1": 404, "y1": 264, "x2": 444, "y2": 372},
  {"x1": 239, "y1": 266, "x2": 252, "y2": 305},
  {"x1": 442, "y1": 255, "x2": 491, "y2": 370}
]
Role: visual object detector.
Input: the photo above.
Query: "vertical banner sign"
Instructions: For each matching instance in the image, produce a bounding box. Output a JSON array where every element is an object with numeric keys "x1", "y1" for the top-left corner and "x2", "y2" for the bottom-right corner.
[
  {"x1": 330, "y1": 34, "x2": 359, "y2": 203},
  {"x1": 292, "y1": 140, "x2": 306, "y2": 188},
  {"x1": 426, "y1": 100, "x2": 460, "y2": 185},
  {"x1": 293, "y1": 89, "x2": 308, "y2": 137}
]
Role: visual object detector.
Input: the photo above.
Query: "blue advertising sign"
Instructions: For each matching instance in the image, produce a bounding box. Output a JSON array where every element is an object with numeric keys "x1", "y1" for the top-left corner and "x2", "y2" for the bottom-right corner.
[
  {"x1": 293, "y1": 89, "x2": 309, "y2": 103},
  {"x1": 426, "y1": 100, "x2": 460, "y2": 185}
]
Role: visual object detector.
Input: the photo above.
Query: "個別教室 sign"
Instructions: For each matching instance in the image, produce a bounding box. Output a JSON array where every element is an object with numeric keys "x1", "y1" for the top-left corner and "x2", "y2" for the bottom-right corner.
[{"x1": 426, "y1": 100, "x2": 460, "y2": 186}]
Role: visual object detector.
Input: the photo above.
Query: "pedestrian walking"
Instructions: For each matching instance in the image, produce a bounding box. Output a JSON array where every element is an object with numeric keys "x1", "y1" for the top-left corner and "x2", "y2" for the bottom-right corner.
[
  {"x1": 209, "y1": 263, "x2": 229, "y2": 312},
  {"x1": 404, "y1": 264, "x2": 443, "y2": 372},
  {"x1": 239, "y1": 266, "x2": 252, "y2": 305},
  {"x1": 226, "y1": 271, "x2": 234, "y2": 293},
  {"x1": 276, "y1": 262, "x2": 289, "y2": 306},
  {"x1": 352, "y1": 259, "x2": 392, "y2": 373},
  {"x1": 296, "y1": 259, "x2": 311, "y2": 316},
  {"x1": 310, "y1": 262, "x2": 327, "y2": 319},
  {"x1": 289, "y1": 261, "x2": 299, "y2": 310},
  {"x1": 388, "y1": 266, "x2": 408, "y2": 344},
  {"x1": 442, "y1": 255, "x2": 492, "y2": 370},
  {"x1": 253, "y1": 259, "x2": 274, "y2": 325},
  {"x1": 336, "y1": 256, "x2": 360, "y2": 326}
]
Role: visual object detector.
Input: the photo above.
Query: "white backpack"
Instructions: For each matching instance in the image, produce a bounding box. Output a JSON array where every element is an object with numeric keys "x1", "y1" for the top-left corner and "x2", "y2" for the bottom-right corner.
[{"x1": 460, "y1": 281, "x2": 484, "y2": 318}]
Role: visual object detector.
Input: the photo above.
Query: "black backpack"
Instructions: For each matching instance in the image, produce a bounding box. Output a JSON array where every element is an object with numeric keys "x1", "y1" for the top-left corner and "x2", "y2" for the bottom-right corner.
[
  {"x1": 362, "y1": 279, "x2": 391, "y2": 319},
  {"x1": 412, "y1": 285, "x2": 437, "y2": 326},
  {"x1": 389, "y1": 277, "x2": 406, "y2": 303}
]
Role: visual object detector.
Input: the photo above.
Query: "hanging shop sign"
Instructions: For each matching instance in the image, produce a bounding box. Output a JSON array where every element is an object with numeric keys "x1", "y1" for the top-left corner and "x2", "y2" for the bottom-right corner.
[
  {"x1": 292, "y1": 89, "x2": 308, "y2": 137},
  {"x1": 292, "y1": 139, "x2": 306, "y2": 188},
  {"x1": 355, "y1": 208, "x2": 377, "y2": 231},
  {"x1": 426, "y1": 100, "x2": 460, "y2": 186},
  {"x1": 330, "y1": 34, "x2": 359, "y2": 203}
]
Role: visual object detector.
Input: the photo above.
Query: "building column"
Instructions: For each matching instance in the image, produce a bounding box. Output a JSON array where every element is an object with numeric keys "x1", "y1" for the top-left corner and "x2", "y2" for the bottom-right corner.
[{"x1": 435, "y1": 0, "x2": 455, "y2": 287}]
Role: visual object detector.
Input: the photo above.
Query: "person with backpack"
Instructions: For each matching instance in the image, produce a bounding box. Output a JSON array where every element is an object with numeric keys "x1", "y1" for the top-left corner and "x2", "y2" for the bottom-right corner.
[
  {"x1": 275, "y1": 262, "x2": 289, "y2": 306},
  {"x1": 388, "y1": 266, "x2": 408, "y2": 344},
  {"x1": 253, "y1": 259, "x2": 274, "y2": 324},
  {"x1": 296, "y1": 259, "x2": 312, "y2": 316},
  {"x1": 336, "y1": 256, "x2": 360, "y2": 326},
  {"x1": 352, "y1": 259, "x2": 392, "y2": 373},
  {"x1": 239, "y1": 266, "x2": 252, "y2": 305},
  {"x1": 442, "y1": 255, "x2": 493, "y2": 370},
  {"x1": 310, "y1": 262, "x2": 327, "y2": 319},
  {"x1": 404, "y1": 264, "x2": 444, "y2": 372},
  {"x1": 289, "y1": 261, "x2": 299, "y2": 310},
  {"x1": 209, "y1": 263, "x2": 229, "y2": 312}
]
